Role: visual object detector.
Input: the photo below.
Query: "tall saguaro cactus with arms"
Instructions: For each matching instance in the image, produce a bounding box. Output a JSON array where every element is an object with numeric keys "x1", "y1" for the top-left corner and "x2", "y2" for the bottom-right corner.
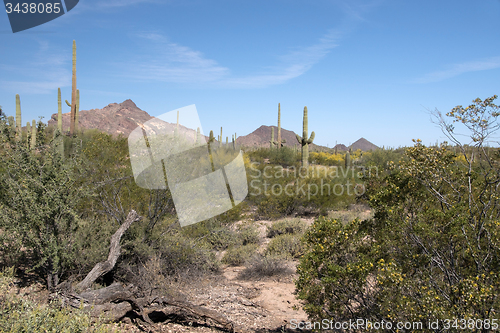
[
  {"x1": 15, "y1": 94, "x2": 21, "y2": 141},
  {"x1": 276, "y1": 103, "x2": 286, "y2": 148},
  {"x1": 66, "y1": 40, "x2": 77, "y2": 136},
  {"x1": 57, "y1": 88, "x2": 62, "y2": 132},
  {"x1": 270, "y1": 127, "x2": 275, "y2": 148},
  {"x1": 296, "y1": 106, "x2": 315, "y2": 167}
]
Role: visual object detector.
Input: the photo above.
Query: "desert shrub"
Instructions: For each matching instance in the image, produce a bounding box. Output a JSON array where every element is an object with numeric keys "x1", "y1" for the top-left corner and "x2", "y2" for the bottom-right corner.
[
  {"x1": 205, "y1": 227, "x2": 238, "y2": 250},
  {"x1": 116, "y1": 218, "x2": 219, "y2": 287},
  {"x1": 295, "y1": 217, "x2": 376, "y2": 322},
  {"x1": 254, "y1": 192, "x2": 304, "y2": 219},
  {"x1": 296, "y1": 96, "x2": 500, "y2": 325},
  {"x1": 157, "y1": 238, "x2": 219, "y2": 276},
  {"x1": 222, "y1": 244, "x2": 258, "y2": 266},
  {"x1": 0, "y1": 134, "x2": 93, "y2": 289},
  {"x1": 70, "y1": 216, "x2": 118, "y2": 278},
  {"x1": 265, "y1": 234, "x2": 303, "y2": 259},
  {"x1": 235, "y1": 225, "x2": 260, "y2": 245},
  {"x1": 309, "y1": 151, "x2": 344, "y2": 166},
  {"x1": 238, "y1": 255, "x2": 293, "y2": 280},
  {"x1": 327, "y1": 205, "x2": 373, "y2": 226},
  {"x1": 245, "y1": 147, "x2": 299, "y2": 166},
  {"x1": 247, "y1": 161, "x2": 363, "y2": 219},
  {"x1": 267, "y1": 218, "x2": 306, "y2": 238},
  {"x1": 268, "y1": 146, "x2": 300, "y2": 166},
  {"x1": 0, "y1": 268, "x2": 113, "y2": 333}
]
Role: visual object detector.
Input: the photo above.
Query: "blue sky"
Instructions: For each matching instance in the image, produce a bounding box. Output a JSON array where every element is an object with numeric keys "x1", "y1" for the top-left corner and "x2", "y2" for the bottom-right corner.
[{"x1": 1, "y1": 0, "x2": 500, "y2": 148}]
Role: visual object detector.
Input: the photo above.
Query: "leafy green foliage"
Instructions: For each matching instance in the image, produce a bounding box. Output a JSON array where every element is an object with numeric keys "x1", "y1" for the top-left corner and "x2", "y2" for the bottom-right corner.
[
  {"x1": 296, "y1": 217, "x2": 377, "y2": 321},
  {"x1": 222, "y1": 244, "x2": 258, "y2": 266},
  {"x1": 247, "y1": 161, "x2": 364, "y2": 219},
  {"x1": 205, "y1": 227, "x2": 238, "y2": 250},
  {"x1": 236, "y1": 225, "x2": 260, "y2": 245},
  {"x1": 267, "y1": 218, "x2": 306, "y2": 238},
  {"x1": 0, "y1": 268, "x2": 114, "y2": 332},
  {"x1": 0, "y1": 129, "x2": 93, "y2": 289},
  {"x1": 296, "y1": 95, "x2": 500, "y2": 325},
  {"x1": 265, "y1": 234, "x2": 303, "y2": 259}
]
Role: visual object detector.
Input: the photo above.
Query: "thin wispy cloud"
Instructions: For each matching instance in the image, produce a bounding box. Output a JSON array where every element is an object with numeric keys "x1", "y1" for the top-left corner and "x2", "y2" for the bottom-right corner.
[
  {"x1": 221, "y1": 29, "x2": 341, "y2": 88},
  {"x1": 0, "y1": 40, "x2": 71, "y2": 94},
  {"x1": 122, "y1": 29, "x2": 341, "y2": 88},
  {"x1": 413, "y1": 56, "x2": 500, "y2": 83},
  {"x1": 124, "y1": 33, "x2": 230, "y2": 84}
]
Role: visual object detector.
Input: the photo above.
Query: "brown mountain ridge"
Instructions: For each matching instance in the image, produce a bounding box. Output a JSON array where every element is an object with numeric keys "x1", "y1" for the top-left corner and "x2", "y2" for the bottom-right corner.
[{"x1": 48, "y1": 100, "x2": 378, "y2": 151}]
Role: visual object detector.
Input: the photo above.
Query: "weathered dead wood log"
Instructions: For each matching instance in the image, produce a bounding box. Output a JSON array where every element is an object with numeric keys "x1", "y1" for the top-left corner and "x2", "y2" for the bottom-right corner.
[
  {"x1": 51, "y1": 209, "x2": 241, "y2": 332},
  {"x1": 146, "y1": 297, "x2": 237, "y2": 332},
  {"x1": 75, "y1": 210, "x2": 141, "y2": 293}
]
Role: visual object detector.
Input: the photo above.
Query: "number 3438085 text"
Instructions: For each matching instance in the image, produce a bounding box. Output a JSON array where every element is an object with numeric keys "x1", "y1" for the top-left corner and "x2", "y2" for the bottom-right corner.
[{"x1": 5, "y1": 3, "x2": 62, "y2": 14}]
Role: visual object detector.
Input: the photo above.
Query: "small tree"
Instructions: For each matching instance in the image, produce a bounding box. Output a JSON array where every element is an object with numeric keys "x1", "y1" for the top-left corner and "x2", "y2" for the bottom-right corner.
[
  {"x1": 296, "y1": 95, "x2": 500, "y2": 325},
  {"x1": 0, "y1": 127, "x2": 92, "y2": 290}
]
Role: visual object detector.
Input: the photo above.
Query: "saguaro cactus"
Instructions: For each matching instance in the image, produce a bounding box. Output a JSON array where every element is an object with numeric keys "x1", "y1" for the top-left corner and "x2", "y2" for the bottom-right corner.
[
  {"x1": 57, "y1": 88, "x2": 62, "y2": 132},
  {"x1": 26, "y1": 121, "x2": 31, "y2": 147},
  {"x1": 75, "y1": 89, "x2": 80, "y2": 133},
  {"x1": 295, "y1": 106, "x2": 315, "y2": 167},
  {"x1": 345, "y1": 150, "x2": 351, "y2": 169},
  {"x1": 64, "y1": 42, "x2": 78, "y2": 134},
  {"x1": 174, "y1": 110, "x2": 179, "y2": 137},
  {"x1": 276, "y1": 103, "x2": 286, "y2": 148},
  {"x1": 196, "y1": 127, "x2": 201, "y2": 144},
  {"x1": 270, "y1": 127, "x2": 275, "y2": 148},
  {"x1": 207, "y1": 130, "x2": 216, "y2": 171},
  {"x1": 69, "y1": 40, "x2": 77, "y2": 135},
  {"x1": 15, "y1": 94, "x2": 21, "y2": 140},
  {"x1": 30, "y1": 119, "x2": 37, "y2": 149},
  {"x1": 220, "y1": 127, "x2": 223, "y2": 148},
  {"x1": 232, "y1": 134, "x2": 235, "y2": 150}
]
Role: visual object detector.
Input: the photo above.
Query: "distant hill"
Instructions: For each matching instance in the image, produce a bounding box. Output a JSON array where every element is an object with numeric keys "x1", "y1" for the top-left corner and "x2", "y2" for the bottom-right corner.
[
  {"x1": 350, "y1": 137, "x2": 379, "y2": 151},
  {"x1": 333, "y1": 143, "x2": 349, "y2": 152},
  {"x1": 236, "y1": 125, "x2": 302, "y2": 148},
  {"x1": 47, "y1": 100, "x2": 378, "y2": 151},
  {"x1": 236, "y1": 125, "x2": 335, "y2": 152},
  {"x1": 48, "y1": 99, "x2": 153, "y2": 137},
  {"x1": 236, "y1": 125, "x2": 379, "y2": 152}
]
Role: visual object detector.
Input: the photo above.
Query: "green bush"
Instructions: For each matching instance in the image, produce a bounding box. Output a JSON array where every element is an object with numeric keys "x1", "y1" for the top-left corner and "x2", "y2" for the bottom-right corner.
[
  {"x1": 267, "y1": 218, "x2": 306, "y2": 238},
  {"x1": 222, "y1": 244, "x2": 258, "y2": 266},
  {"x1": 238, "y1": 255, "x2": 293, "y2": 280},
  {"x1": 265, "y1": 234, "x2": 303, "y2": 259},
  {"x1": 0, "y1": 268, "x2": 114, "y2": 333},
  {"x1": 236, "y1": 225, "x2": 260, "y2": 245},
  {"x1": 268, "y1": 146, "x2": 300, "y2": 167},
  {"x1": 0, "y1": 132, "x2": 93, "y2": 289},
  {"x1": 205, "y1": 227, "x2": 238, "y2": 250},
  {"x1": 295, "y1": 217, "x2": 375, "y2": 322},
  {"x1": 296, "y1": 95, "x2": 500, "y2": 325},
  {"x1": 119, "y1": 222, "x2": 220, "y2": 282},
  {"x1": 247, "y1": 161, "x2": 362, "y2": 219},
  {"x1": 254, "y1": 192, "x2": 304, "y2": 219}
]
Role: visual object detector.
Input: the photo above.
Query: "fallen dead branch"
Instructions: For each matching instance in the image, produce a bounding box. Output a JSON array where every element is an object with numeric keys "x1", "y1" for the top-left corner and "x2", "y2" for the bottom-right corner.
[{"x1": 50, "y1": 210, "x2": 241, "y2": 332}]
